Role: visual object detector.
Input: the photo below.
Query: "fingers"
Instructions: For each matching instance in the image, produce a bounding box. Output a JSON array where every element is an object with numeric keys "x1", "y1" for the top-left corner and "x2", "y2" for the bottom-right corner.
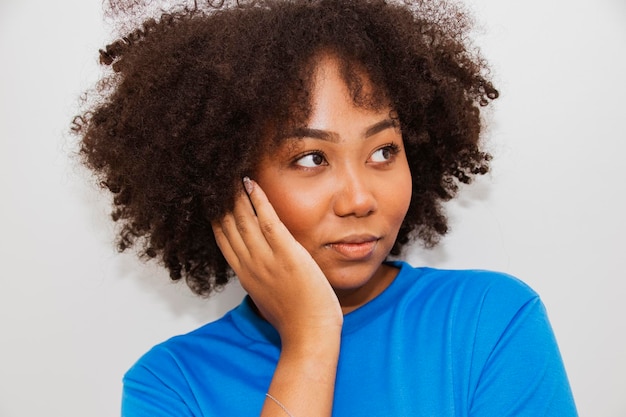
[
  {"x1": 214, "y1": 178, "x2": 342, "y2": 338},
  {"x1": 213, "y1": 177, "x2": 294, "y2": 278},
  {"x1": 242, "y1": 177, "x2": 292, "y2": 250},
  {"x1": 212, "y1": 180, "x2": 273, "y2": 270},
  {"x1": 211, "y1": 220, "x2": 241, "y2": 272}
]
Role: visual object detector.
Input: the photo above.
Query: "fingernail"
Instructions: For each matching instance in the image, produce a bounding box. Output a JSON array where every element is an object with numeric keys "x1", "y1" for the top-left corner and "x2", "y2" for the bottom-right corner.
[{"x1": 242, "y1": 176, "x2": 254, "y2": 194}]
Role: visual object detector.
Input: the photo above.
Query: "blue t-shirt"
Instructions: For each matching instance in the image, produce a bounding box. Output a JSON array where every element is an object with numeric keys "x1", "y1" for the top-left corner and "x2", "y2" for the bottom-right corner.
[{"x1": 122, "y1": 262, "x2": 577, "y2": 416}]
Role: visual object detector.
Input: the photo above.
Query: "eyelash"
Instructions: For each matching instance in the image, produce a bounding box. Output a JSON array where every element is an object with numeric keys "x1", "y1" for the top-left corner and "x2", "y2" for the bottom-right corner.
[
  {"x1": 291, "y1": 150, "x2": 328, "y2": 168},
  {"x1": 291, "y1": 142, "x2": 401, "y2": 168},
  {"x1": 374, "y1": 143, "x2": 401, "y2": 161}
]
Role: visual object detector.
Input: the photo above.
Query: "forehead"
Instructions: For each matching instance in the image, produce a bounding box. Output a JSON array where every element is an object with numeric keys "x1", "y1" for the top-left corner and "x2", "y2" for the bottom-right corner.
[
  {"x1": 308, "y1": 52, "x2": 389, "y2": 107},
  {"x1": 265, "y1": 52, "x2": 393, "y2": 141}
]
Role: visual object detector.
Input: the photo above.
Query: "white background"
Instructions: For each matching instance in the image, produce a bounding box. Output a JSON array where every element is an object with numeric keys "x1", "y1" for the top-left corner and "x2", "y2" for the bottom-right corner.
[{"x1": 1, "y1": 0, "x2": 625, "y2": 416}]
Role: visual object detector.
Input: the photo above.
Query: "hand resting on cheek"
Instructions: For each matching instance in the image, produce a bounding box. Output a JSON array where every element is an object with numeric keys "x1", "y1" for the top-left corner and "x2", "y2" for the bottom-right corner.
[{"x1": 211, "y1": 177, "x2": 343, "y2": 347}]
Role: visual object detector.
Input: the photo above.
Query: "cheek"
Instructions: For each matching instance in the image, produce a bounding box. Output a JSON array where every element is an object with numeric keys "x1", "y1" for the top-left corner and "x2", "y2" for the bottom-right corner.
[
  {"x1": 386, "y1": 166, "x2": 413, "y2": 225},
  {"x1": 260, "y1": 179, "x2": 327, "y2": 240}
]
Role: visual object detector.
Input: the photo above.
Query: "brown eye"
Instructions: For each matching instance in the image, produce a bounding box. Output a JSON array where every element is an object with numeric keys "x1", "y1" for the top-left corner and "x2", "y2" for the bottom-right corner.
[
  {"x1": 370, "y1": 144, "x2": 399, "y2": 163},
  {"x1": 312, "y1": 154, "x2": 324, "y2": 165},
  {"x1": 295, "y1": 152, "x2": 327, "y2": 168}
]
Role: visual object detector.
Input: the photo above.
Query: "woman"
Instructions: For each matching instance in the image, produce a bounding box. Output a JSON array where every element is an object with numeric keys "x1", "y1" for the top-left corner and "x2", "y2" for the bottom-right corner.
[{"x1": 74, "y1": 0, "x2": 577, "y2": 415}]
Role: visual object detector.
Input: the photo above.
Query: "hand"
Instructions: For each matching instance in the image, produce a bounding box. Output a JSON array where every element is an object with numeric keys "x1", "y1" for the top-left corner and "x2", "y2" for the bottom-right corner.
[{"x1": 212, "y1": 177, "x2": 343, "y2": 347}]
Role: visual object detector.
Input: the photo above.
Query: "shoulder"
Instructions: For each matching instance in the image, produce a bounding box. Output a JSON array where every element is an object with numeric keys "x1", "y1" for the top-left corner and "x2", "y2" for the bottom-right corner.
[
  {"x1": 121, "y1": 301, "x2": 279, "y2": 415},
  {"x1": 392, "y1": 261, "x2": 560, "y2": 357},
  {"x1": 394, "y1": 261, "x2": 539, "y2": 309},
  {"x1": 123, "y1": 297, "x2": 278, "y2": 386},
  {"x1": 389, "y1": 262, "x2": 545, "y2": 341},
  {"x1": 121, "y1": 309, "x2": 250, "y2": 416},
  {"x1": 124, "y1": 310, "x2": 240, "y2": 385}
]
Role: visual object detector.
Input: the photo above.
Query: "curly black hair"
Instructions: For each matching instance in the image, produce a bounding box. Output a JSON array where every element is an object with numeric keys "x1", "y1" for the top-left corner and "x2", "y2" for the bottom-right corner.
[{"x1": 73, "y1": 0, "x2": 498, "y2": 296}]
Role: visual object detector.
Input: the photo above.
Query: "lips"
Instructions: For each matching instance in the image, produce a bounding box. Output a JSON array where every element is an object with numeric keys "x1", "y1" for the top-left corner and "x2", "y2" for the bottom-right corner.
[{"x1": 325, "y1": 235, "x2": 380, "y2": 260}]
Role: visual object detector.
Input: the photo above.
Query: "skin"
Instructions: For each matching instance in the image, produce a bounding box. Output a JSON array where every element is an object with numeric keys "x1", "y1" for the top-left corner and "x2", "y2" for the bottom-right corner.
[
  {"x1": 255, "y1": 55, "x2": 413, "y2": 313},
  {"x1": 212, "y1": 54, "x2": 413, "y2": 416}
]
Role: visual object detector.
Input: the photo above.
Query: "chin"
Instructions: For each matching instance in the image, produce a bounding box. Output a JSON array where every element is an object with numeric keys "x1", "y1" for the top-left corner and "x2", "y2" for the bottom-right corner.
[{"x1": 323, "y1": 261, "x2": 384, "y2": 289}]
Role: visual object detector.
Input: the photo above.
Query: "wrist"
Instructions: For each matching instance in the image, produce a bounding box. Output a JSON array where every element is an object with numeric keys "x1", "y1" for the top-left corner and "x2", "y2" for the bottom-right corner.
[
  {"x1": 279, "y1": 336, "x2": 341, "y2": 386},
  {"x1": 281, "y1": 324, "x2": 341, "y2": 362},
  {"x1": 280, "y1": 320, "x2": 342, "y2": 350}
]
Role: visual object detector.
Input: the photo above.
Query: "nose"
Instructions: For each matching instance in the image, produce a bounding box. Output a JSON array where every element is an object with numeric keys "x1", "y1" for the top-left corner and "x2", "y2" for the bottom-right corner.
[{"x1": 332, "y1": 168, "x2": 378, "y2": 218}]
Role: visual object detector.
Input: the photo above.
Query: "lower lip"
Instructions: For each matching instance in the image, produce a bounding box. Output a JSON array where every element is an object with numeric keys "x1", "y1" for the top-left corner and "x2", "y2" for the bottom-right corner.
[{"x1": 327, "y1": 240, "x2": 379, "y2": 260}]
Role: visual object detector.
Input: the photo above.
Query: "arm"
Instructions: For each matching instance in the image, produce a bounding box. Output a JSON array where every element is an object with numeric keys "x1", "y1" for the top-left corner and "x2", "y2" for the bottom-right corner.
[{"x1": 212, "y1": 177, "x2": 343, "y2": 417}]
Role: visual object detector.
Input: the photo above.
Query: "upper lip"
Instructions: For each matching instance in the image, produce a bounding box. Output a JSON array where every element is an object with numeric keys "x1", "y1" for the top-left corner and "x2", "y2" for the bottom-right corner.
[{"x1": 327, "y1": 234, "x2": 380, "y2": 245}]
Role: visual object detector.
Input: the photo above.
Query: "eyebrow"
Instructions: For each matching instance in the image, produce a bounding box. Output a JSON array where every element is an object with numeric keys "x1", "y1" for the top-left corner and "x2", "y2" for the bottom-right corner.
[
  {"x1": 285, "y1": 118, "x2": 398, "y2": 143},
  {"x1": 364, "y1": 118, "x2": 398, "y2": 138}
]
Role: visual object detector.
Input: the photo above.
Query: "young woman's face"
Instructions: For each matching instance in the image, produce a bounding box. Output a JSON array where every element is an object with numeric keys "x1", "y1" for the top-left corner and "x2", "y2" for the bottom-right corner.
[{"x1": 255, "y1": 56, "x2": 412, "y2": 311}]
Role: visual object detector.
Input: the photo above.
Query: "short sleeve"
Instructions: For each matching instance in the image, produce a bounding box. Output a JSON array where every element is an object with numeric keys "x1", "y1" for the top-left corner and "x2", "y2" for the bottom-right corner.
[
  {"x1": 469, "y1": 296, "x2": 577, "y2": 416},
  {"x1": 122, "y1": 348, "x2": 195, "y2": 417}
]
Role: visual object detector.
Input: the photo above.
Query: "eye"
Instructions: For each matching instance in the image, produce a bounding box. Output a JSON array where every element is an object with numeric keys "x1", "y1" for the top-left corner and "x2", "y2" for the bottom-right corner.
[
  {"x1": 294, "y1": 152, "x2": 327, "y2": 168},
  {"x1": 370, "y1": 144, "x2": 400, "y2": 163}
]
